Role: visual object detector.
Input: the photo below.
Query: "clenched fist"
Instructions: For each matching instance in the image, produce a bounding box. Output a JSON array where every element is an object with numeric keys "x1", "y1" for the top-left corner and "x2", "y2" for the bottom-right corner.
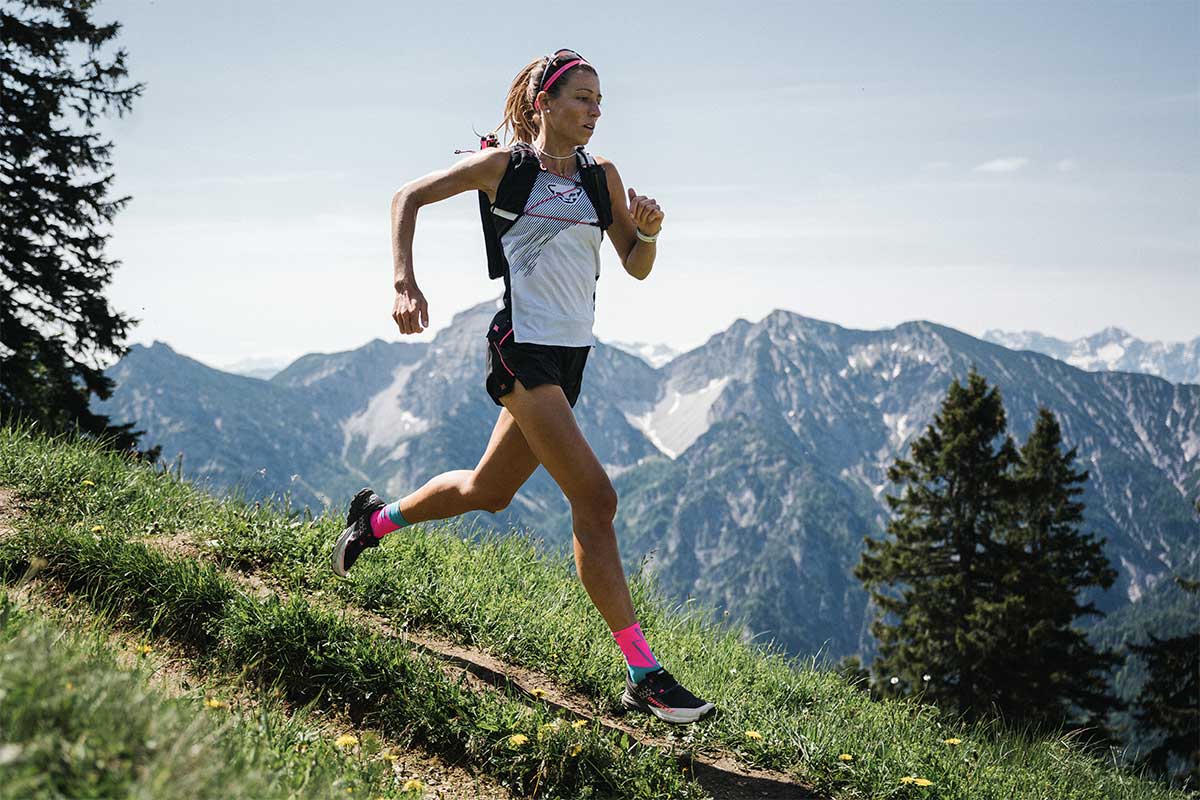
[
  {"x1": 627, "y1": 187, "x2": 664, "y2": 237},
  {"x1": 393, "y1": 284, "x2": 429, "y2": 335}
]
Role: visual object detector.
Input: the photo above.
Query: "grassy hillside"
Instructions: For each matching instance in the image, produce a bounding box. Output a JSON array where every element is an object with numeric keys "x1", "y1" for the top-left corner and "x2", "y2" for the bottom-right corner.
[
  {"x1": 0, "y1": 422, "x2": 1189, "y2": 800},
  {"x1": 0, "y1": 592, "x2": 441, "y2": 799}
]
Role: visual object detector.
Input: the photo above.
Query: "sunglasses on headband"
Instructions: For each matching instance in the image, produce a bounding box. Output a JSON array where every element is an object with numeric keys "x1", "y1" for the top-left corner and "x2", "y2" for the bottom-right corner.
[{"x1": 538, "y1": 48, "x2": 588, "y2": 94}]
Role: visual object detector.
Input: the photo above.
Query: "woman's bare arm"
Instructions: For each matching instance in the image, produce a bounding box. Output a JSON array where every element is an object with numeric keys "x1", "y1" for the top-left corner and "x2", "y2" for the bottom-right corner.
[
  {"x1": 597, "y1": 157, "x2": 663, "y2": 281},
  {"x1": 390, "y1": 147, "x2": 509, "y2": 334}
]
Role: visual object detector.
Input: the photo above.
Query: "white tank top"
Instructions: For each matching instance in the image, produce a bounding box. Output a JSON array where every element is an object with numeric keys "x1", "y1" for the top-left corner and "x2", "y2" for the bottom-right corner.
[{"x1": 501, "y1": 167, "x2": 602, "y2": 347}]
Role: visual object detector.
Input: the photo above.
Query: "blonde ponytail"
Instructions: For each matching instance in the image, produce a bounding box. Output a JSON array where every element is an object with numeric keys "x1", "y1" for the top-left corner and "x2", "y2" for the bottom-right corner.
[{"x1": 495, "y1": 56, "x2": 545, "y2": 145}]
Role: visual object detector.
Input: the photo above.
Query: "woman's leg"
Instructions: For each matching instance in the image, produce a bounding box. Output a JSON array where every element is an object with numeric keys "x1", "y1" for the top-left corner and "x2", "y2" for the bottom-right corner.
[
  {"x1": 392, "y1": 407, "x2": 541, "y2": 524},
  {"x1": 497, "y1": 378, "x2": 636, "y2": 632}
]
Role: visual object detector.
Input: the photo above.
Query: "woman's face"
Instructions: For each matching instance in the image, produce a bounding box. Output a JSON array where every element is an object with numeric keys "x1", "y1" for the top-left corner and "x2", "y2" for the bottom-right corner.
[{"x1": 542, "y1": 70, "x2": 602, "y2": 142}]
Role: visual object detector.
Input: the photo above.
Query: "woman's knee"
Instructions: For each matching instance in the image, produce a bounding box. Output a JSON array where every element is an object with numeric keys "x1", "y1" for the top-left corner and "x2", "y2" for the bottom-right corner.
[
  {"x1": 466, "y1": 478, "x2": 512, "y2": 514},
  {"x1": 570, "y1": 482, "x2": 618, "y2": 523}
]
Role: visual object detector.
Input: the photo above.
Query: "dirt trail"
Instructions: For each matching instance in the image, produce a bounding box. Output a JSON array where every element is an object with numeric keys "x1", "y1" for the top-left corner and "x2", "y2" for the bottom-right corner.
[{"x1": 1, "y1": 487, "x2": 820, "y2": 800}]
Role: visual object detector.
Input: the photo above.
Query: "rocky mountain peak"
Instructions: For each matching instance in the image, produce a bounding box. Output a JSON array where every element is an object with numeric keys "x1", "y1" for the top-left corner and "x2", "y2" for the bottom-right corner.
[{"x1": 1090, "y1": 326, "x2": 1135, "y2": 344}]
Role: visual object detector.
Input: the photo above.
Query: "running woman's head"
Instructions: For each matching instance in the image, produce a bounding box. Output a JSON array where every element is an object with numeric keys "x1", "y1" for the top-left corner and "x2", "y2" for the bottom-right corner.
[{"x1": 499, "y1": 49, "x2": 601, "y2": 147}]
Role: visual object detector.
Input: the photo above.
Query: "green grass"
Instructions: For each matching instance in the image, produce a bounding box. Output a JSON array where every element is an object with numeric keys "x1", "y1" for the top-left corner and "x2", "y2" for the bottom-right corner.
[
  {"x1": 0, "y1": 421, "x2": 1190, "y2": 800},
  {"x1": 0, "y1": 591, "x2": 425, "y2": 799},
  {"x1": 0, "y1": 522, "x2": 702, "y2": 799}
]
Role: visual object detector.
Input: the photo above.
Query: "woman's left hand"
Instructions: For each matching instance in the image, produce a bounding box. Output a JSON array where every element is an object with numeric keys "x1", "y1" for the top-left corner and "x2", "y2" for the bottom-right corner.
[{"x1": 627, "y1": 187, "x2": 664, "y2": 237}]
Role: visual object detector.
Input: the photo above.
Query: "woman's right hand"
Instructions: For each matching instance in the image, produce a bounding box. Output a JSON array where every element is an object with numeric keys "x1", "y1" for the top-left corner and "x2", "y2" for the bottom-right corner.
[{"x1": 392, "y1": 284, "x2": 429, "y2": 334}]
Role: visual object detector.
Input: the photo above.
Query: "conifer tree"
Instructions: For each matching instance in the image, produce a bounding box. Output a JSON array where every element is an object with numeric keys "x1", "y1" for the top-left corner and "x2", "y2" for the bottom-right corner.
[
  {"x1": 857, "y1": 370, "x2": 1122, "y2": 732},
  {"x1": 1127, "y1": 562, "x2": 1200, "y2": 784},
  {"x1": 0, "y1": 0, "x2": 153, "y2": 455},
  {"x1": 855, "y1": 367, "x2": 1019, "y2": 719},
  {"x1": 996, "y1": 407, "x2": 1120, "y2": 731}
]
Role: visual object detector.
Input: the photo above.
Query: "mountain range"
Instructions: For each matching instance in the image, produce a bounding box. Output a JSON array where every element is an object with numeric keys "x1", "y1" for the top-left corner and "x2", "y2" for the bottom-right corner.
[
  {"x1": 983, "y1": 327, "x2": 1199, "y2": 385},
  {"x1": 94, "y1": 299, "x2": 1200, "y2": 663}
]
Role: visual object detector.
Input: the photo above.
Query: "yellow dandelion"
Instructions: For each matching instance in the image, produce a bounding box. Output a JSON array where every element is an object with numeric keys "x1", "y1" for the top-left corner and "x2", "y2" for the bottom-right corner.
[
  {"x1": 334, "y1": 734, "x2": 358, "y2": 749},
  {"x1": 943, "y1": 737, "x2": 962, "y2": 745},
  {"x1": 91, "y1": 525, "x2": 104, "y2": 533},
  {"x1": 204, "y1": 698, "x2": 226, "y2": 709},
  {"x1": 65, "y1": 681, "x2": 75, "y2": 692},
  {"x1": 569, "y1": 743, "x2": 582, "y2": 757},
  {"x1": 81, "y1": 480, "x2": 95, "y2": 487},
  {"x1": 531, "y1": 687, "x2": 546, "y2": 698},
  {"x1": 135, "y1": 643, "x2": 153, "y2": 655},
  {"x1": 571, "y1": 719, "x2": 587, "y2": 730},
  {"x1": 900, "y1": 776, "x2": 915, "y2": 784},
  {"x1": 507, "y1": 733, "x2": 528, "y2": 747},
  {"x1": 401, "y1": 779, "x2": 425, "y2": 792},
  {"x1": 913, "y1": 778, "x2": 933, "y2": 787},
  {"x1": 744, "y1": 730, "x2": 763, "y2": 741},
  {"x1": 838, "y1": 753, "x2": 854, "y2": 761}
]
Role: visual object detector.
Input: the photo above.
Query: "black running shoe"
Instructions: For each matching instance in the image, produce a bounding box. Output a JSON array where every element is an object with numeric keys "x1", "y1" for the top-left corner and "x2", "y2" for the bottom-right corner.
[
  {"x1": 620, "y1": 667, "x2": 716, "y2": 724},
  {"x1": 331, "y1": 488, "x2": 385, "y2": 578}
]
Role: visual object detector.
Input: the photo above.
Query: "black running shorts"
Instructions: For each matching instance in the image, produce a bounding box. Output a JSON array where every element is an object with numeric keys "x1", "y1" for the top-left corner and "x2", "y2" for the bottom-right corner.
[{"x1": 484, "y1": 306, "x2": 591, "y2": 408}]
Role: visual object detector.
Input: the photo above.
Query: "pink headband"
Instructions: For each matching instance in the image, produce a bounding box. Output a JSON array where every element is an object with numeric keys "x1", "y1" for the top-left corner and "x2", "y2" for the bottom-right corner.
[{"x1": 542, "y1": 58, "x2": 586, "y2": 94}]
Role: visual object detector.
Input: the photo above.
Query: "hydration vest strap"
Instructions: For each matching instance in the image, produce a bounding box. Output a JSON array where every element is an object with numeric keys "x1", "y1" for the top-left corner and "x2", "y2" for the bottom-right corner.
[
  {"x1": 491, "y1": 142, "x2": 540, "y2": 236},
  {"x1": 575, "y1": 149, "x2": 613, "y2": 231},
  {"x1": 478, "y1": 142, "x2": 538, "y2": 280},
  {"x1": 477, "y1": 134, "x2": 508, "y2": 280}
]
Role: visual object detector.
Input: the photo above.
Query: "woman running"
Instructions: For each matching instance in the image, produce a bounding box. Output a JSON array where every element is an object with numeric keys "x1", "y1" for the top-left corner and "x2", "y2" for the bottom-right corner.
[{"x1": 331, "y1": 49, "x2": 715, "y2": 724}]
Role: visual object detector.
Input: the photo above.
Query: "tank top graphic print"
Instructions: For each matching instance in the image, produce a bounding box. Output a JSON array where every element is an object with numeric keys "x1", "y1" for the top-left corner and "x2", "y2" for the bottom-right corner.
[{"x1": 500, "y1": 167, "x2": 602, "y2": 347}]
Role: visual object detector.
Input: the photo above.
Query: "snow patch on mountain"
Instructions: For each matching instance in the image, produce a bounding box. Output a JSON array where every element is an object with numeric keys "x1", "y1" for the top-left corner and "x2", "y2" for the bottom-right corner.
[
  {"x1": 1184, "y1": 428, "x2": 1200, "y2": 462},
  {"x1": 727, "y1": 486, "x2": 758, "y2": 527},
  {"x1": 622, "y1": 376, "x2": 730, "y2": 459},
  {"x1": 342, "y1": 362, "x2": 429, "y2": 459},
  {"x1": 1120, "y1": 555, "x2": 1145, "y2": 603},
  {"x1": 882, "y1": 412, "x2": 913, "y2": 448},
  {"x1": 1095, "y1": 341, "x2": 1127, "y2": 368}
]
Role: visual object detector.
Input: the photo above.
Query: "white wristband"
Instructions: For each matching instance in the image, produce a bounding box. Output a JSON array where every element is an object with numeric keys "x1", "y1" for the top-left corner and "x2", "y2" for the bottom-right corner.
[{"x1": 635, "y1": 228, "x2": 659, "y2": 243}]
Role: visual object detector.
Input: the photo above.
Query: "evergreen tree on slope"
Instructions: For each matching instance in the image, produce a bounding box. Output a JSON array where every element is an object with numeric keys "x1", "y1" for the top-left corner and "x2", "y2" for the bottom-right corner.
[
  {"x1": 857, "y1": 369, "x2": 1120, "y2": 732},
  {"x1": 0, "y1": 0, "x2": 153, "y2": 455},
  {"x1": 1126, "y1": 503, "x2": 1200, "y2": 787},
  {"x1": 996, "y1": 407, "x2": 1120, "y2": 734},
  {"x1": 856, "y1": 367, "x2": 1019, "y2": 720}
]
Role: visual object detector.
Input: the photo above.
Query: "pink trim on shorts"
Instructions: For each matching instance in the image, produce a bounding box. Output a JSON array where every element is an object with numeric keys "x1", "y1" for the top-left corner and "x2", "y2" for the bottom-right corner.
[{"x1": 492, "y1": 331, "x2": 515, "y2": 376}]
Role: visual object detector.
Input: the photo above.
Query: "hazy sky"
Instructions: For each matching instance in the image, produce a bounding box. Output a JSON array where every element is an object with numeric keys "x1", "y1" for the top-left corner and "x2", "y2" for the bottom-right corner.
[{"x1": 91, "y1": 0, "x2": 1198, "y2": 368}]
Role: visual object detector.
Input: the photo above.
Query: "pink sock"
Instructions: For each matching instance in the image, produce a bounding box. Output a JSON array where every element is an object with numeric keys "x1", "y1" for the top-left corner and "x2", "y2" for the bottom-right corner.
[
  {"x1": 613, "y1": 621, "x2": 660, "y2": 680},
  {"x1": 368, "y1": 500, "x2": 409, "y2": 538}
]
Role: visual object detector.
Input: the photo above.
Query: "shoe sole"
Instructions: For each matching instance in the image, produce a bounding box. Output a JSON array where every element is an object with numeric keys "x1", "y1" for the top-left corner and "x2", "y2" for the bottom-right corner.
[
  {"x1": 621, "y1": 688, "x2": 717, "y2": 724},
  {"x1": 331, "y1": 489, "x2": 379, "y2": 579},
  {"x1": 330, "y1": 523, "x2": 357, "y2": 578}
]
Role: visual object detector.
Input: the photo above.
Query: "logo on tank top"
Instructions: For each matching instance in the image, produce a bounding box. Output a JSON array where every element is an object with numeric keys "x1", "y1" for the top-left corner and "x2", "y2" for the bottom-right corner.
[{"x1": 546, "y1": 182, "x2": 585, "y2": 205}]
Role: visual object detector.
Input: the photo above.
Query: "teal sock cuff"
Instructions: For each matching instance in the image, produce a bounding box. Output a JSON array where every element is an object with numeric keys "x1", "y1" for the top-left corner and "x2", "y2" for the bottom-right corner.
[
  {"x1": 385, "y1": 502, "x2": 409, "y2": 527},
  {"x1": 629, "y1": 663, "x2": 660, "y2": 683}
]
